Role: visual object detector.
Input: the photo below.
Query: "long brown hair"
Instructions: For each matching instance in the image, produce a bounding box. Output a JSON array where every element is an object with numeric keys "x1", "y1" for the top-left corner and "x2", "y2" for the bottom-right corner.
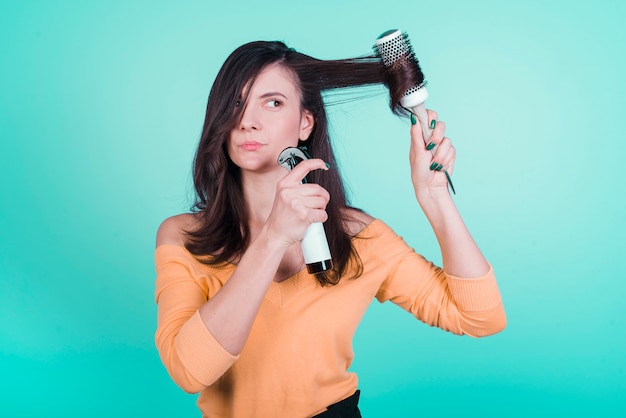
[{"x1": 185, "y1": 40, "x2": 391, "y2": 285}]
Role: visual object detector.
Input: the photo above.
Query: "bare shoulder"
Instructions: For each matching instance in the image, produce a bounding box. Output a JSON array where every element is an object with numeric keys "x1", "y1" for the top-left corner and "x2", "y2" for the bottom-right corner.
[
  {"x1": 156, "y1": 213, "x2": 201, "y2": 247},
  {"x1": 342, "y1": 207, "x2": 376, "y2": 236}
]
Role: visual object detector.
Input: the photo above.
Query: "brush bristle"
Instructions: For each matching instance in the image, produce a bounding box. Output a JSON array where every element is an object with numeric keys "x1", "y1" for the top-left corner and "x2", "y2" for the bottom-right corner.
[
  {"x1": 374, "y1": 31, "x2": 408, "y2": 64},
  {"x1": 374, "y1": 30, "x2": 425, "y2": 89},
  {"x1": 373, "y1": 30, "x2": 427, "y2": 113}
]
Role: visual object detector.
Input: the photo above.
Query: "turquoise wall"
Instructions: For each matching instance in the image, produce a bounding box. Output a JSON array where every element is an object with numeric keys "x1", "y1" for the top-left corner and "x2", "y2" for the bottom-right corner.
[{"x1": 1, "y1": 0, "x2": 624, "y2": 416}]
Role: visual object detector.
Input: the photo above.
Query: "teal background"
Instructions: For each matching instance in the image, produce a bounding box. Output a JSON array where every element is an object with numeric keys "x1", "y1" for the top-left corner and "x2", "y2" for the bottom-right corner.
[{"x1": 1, "y1": 0, "x2": 624, "y2": 416}]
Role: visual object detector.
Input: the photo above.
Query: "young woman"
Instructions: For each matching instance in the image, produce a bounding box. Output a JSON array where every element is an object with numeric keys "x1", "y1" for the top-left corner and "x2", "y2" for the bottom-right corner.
[{"x1": 155, "y1": 40, "x2": 506, "y2": 418}]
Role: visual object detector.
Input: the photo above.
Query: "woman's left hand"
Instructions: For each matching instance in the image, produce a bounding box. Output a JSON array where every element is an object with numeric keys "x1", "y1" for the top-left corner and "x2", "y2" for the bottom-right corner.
[{"x1": 409, "y1": 109, "x2": 456, "y2": 194}]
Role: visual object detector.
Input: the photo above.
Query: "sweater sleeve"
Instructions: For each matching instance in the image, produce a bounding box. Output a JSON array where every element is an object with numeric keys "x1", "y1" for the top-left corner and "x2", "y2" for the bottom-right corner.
[
  {"x1": 154, "y1": 246, "x2": 239, "y2": 393},
  {"x1": 370, "y1": 221, "x2": 506, "y2": 337}
]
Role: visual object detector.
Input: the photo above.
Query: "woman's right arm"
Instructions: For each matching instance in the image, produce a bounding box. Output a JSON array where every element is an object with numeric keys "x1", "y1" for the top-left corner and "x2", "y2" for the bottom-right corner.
[
  {"x1": 155, "y1": 159, "x2": 329, "y2": 390},
  {"x1": 196, "y1": 159, "x2": 329, "y2": 354}
]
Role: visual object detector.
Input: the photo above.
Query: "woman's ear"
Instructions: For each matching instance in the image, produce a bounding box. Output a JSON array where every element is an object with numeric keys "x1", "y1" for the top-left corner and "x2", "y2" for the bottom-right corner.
[{"x1": 299, "y1": 110, "x2": 315, "y2": 141}]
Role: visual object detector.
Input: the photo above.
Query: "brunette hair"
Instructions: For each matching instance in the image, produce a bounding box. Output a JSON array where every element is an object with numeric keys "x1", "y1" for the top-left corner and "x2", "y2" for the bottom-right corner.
[{"x1": 185, "y1": 40, "x2": 394, "y2": 285}]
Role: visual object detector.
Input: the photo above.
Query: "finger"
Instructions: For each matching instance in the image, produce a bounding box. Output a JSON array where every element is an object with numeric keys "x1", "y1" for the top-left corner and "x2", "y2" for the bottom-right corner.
[
  {"x1": 282, "y1": 158, "x2": 329, "y2": 183},
  {"x1": 289, "y1": 197, "x2": 328, "y2": 222},
  {"x1": 309, "y1": 208, "x2": 329, "y2": 224},
  {"x1": 410, "y1": 123, "x2": 433, "y2": 165},
  {"x1": 427, "y1": 120, "x2": 446, "y2": 147},
  {"x1": 409, "y1": 114, "x2": 425, "y2": 145},
  {"x1": 430, "y1": 138, "x2": 456, "y2": 173},
  {"x1": 291, "y1": 198, "x2": 328, "y2": 220},
  {"x1": 305, "y1": 196, "x2": 329, "y2": 210},
  {"x1": 431, "y1": 137, "x2": 452, "y2": 160},
  {"x1": 420, "y1": 121, "x2": 446, "y2": 158},
  {"x1": 426, "y1": 109, "x2": 438, "y2": 126},
  {"x1": 410, "y1": 119, "x2": 426, "y2": 150},
  {"x1": 296, "y1": 183, "x2": 331, "y2": 200},
  {"x1": 415, "y1": 124, "x2": 446, "y2": 165},
  {"x1": 278, "y1": 185, "x2": 330, "y2": 215}
]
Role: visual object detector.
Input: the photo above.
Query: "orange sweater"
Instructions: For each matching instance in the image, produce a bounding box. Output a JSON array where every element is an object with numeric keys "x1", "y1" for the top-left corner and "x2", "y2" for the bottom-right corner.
[{"x1": 155, "y1": 219, "x2": 506, "y2": 417}]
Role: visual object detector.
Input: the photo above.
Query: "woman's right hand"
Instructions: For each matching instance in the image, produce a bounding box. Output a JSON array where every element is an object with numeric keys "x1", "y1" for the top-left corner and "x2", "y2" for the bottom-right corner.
[{"x1": 264, "y1": 158, "x2": 330, "y2": 248}]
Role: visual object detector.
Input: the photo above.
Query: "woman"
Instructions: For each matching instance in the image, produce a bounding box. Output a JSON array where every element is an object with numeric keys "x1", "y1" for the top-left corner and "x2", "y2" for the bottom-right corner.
[{"x1": 155, "y1": 40, "x2": 506, "y2": 418}]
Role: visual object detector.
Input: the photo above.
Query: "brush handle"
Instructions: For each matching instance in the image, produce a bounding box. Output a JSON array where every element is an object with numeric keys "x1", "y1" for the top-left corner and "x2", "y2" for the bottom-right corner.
[
  {"x1": 410, "y1": 103, "x2": 456, "y2": 194},
  {"x1": 411, "y1": 103, "x2": 432, "y2": 144}
]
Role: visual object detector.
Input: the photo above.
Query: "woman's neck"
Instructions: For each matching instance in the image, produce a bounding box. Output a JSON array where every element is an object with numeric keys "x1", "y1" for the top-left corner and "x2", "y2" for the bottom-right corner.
[{"x1": 240, "y1": 168, "x2": 284, "y2": 230}]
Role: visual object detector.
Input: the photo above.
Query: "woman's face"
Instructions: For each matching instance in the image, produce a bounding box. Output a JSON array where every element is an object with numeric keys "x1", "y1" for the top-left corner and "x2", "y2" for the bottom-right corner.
[{"x1": 227, "y1": 63, "x2": 314, "y2": 174}]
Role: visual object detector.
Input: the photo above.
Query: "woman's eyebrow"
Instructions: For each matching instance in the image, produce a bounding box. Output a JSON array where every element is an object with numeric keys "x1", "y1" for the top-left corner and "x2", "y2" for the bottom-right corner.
[{"x1": 258, "y1": 91, "x2": 288, "y2": 99}]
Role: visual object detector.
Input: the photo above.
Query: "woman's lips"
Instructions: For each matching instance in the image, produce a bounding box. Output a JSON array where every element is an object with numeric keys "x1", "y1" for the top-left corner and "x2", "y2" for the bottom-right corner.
[{"x1": 240, "y1": 141, "x2": 264, "y2": 151}]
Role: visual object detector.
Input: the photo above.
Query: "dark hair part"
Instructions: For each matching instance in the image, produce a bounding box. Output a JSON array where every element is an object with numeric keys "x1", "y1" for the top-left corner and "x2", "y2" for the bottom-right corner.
[{"x1": 185, "y1": 40, "x2": 395, "y2": 285}]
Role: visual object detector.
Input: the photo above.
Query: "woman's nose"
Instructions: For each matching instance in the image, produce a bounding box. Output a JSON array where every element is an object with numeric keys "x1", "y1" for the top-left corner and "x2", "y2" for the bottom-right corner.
[{"x1": 239, "y1": 106, "x2": 260, "y2": 131}]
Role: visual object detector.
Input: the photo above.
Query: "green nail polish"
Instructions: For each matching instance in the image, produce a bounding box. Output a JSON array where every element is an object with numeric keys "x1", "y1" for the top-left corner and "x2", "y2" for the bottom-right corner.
[
  {"x1": 430, "y1": 120, "x2": 436, "y2": 129},
  {"x1": 410, "y1": 113, "x2": 417, "y2": 125},
  {"x1": 436, "y1": 164, "x2": 443, "y2": 171},
  {"x1": 426, "y1": 142, "x2": 435, "y2": 151},
  {"x1": 429, "y1": 162, "x2": 438, "y2": 170},
  {"x1": 325, "y1": 162, "x2": 330, "y2": 169}
]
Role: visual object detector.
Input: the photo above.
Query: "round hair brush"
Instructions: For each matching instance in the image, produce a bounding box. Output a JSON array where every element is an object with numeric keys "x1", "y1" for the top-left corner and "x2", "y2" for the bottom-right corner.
[{"x1": 374, "y1": 29, "x2": 455, "y2": 194}]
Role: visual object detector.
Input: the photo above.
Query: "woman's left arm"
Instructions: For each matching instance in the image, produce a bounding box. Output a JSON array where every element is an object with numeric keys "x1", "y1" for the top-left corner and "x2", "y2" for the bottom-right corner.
[{"x1": 409, "y1": 109, "x2": 489, "y2": 278}]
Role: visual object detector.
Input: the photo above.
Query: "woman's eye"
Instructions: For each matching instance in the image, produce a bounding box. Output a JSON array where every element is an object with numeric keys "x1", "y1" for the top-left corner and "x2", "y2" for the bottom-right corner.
[{"x1": 267, "y1": 99, "x2": 282, "y2": 108}]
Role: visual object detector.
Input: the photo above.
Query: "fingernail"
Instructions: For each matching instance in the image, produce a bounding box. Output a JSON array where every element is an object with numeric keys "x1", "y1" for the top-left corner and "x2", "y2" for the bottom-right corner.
[
  {"x1": 430, "y1": 120, "x2": 436, "y2": 129},
  {"x1": 436, "y1": 164, "x2": 443, "y2": 171},
  {"x1": 410, "y1": 113, "x2": 417, "y2": 125},
  {"x1": 325, "y1": 162, "x2": 330, "y2": 169},
  {"x1": 429, "y1": 162, "x2": 438, "y2": 171},
  {"x1": 426, "y1": 142, "x2": 435, "y2": 151}
]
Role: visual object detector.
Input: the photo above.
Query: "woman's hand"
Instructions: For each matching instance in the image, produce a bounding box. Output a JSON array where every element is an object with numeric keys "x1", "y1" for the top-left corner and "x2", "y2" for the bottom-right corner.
[
  {"x1": 409, "y1": 109, "x2": 456, "y2": 195},
  {"x1": 264, "y1": 158, "x2": 330, "y2": 248}
]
